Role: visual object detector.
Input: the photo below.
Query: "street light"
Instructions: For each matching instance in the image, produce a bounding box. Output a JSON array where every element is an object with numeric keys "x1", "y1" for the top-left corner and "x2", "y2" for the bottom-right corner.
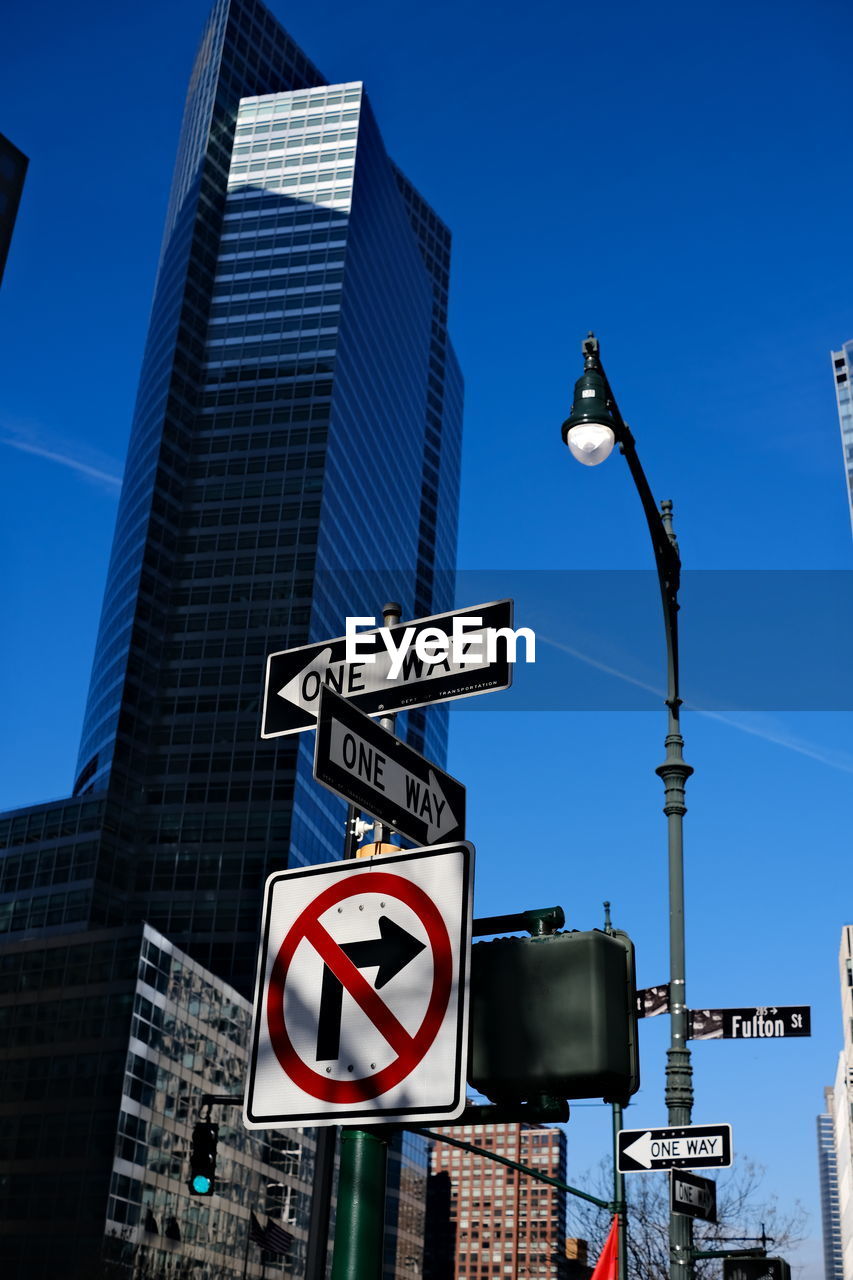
[{"x1": 561, "y1": 334, "x2": 695, "y2": 1280}]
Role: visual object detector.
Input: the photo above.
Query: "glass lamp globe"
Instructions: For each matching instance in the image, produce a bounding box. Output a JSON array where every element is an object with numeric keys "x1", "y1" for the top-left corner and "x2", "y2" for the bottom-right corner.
[{"x1": 566, "y1": 422, "x2": 616, "y2": 466}]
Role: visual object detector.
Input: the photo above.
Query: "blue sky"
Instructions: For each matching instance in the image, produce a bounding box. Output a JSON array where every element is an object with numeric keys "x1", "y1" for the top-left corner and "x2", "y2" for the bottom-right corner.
[{"x1": 2, "y1": 1, "x2": 852, "y2": 1274}]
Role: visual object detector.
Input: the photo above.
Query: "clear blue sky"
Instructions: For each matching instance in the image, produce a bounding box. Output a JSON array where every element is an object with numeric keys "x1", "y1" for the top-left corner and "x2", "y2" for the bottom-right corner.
[{"x1": 2, "y1": 1, "x2": 852, "y2": 1274}]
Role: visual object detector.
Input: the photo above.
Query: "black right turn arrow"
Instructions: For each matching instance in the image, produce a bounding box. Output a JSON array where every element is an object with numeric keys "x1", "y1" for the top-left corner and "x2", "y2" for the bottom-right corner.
[{"x1": 316, "y1": 916, "x2": 425, "y2": 1061}]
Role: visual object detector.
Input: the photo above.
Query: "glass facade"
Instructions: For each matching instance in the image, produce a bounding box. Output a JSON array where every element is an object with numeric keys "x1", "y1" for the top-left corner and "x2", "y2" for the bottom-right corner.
[
  {"x1": 0, "y1": 0, "x2": 461, "y2": 992},
  {"x1": 817, "y1": 1087, "x2": 844, "y2": 1280},
  {"x1": 0, "y1": 922, "x2": 313, "y2": 1278},
  {"x1": 0, "y1": 1, "x2": 461, "y2": 1276},
  {"x1": 831, "y1": 342, "x2": 853, "y2": 535}
]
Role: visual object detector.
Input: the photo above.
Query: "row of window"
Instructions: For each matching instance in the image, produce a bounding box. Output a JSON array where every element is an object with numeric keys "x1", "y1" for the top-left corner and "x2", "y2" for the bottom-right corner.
[
  {"x1": 143, "y1": 778, "x2": 287, "y2": 807},
  {"x1": 0, "y1": 840, "x2": 100, "y2": 895},
  {"x1": 212, "y1": 268, "x2": 345, "y2": 303},
  {"x1": 215, "y1": 246, "x2": 346, "y2": 276},
  {"x1": 236, "y1": 108, "x2": 359, "y2": 132},
  {"x1": 185, "y1": 451, "x2": 323, "y2": 478},
  {"x1": 238, "y1": 88, "x2": 360, "y2": 120},
  {"x1": 208, "y1": 288, "x2": 342, "y2": 320},
  {"x1": 201, "y1": 382, "x2": 332, "y2": 408},
  {"x1": 0, "y1": 800, "x2": 107, "y2": 850}
]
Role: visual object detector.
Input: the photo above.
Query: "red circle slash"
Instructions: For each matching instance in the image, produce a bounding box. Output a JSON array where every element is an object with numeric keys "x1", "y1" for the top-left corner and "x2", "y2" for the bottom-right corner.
[{"x1": 267, "y1": 872, "x2": 453, "y2": 1103}]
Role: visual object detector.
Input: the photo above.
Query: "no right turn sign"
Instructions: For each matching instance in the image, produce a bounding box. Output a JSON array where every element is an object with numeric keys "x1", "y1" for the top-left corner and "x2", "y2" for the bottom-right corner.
[{"x1": 244, "y1": 844, "x2": 474, "y2": 1128}]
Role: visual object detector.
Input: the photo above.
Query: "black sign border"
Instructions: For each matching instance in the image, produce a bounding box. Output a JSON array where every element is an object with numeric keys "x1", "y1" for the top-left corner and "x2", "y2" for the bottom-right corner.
[{"x1": 261, "y1": 600, "x2": 514, "y2": 738}]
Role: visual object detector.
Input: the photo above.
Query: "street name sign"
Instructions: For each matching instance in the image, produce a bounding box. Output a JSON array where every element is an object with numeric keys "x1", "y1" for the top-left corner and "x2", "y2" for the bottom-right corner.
[
  {"x1": 689, "y1": 1006, "x2": 811, "y2": 1041},
  {"x1": 244, "y1": 843, "x2": 474, "y2": 1127},
  {"x1": 617, "y1": 1123, "x2": 732, "y2": 1172},
  {"x1": 670, "y1": 1169, "x2": 717, "y2": 1222},
  {"x1": 261, "y1": 600, "x2": 514, "y2": 738},
  {"x1": 314, "y1": 687, "x2": 466, "y2": 845}
]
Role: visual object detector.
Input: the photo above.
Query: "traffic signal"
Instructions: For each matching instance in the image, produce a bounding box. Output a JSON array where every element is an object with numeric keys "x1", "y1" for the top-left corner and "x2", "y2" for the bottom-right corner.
[
  {"x1": 188, "y1": 1121, "x2": 218, "y2": 1196},
  {"x1": 468, "y1": 927, "x2": 639, "y2": 1106},
  {"x1": 722, "y1": 1261, "x2": 791, "y2": 1280}
]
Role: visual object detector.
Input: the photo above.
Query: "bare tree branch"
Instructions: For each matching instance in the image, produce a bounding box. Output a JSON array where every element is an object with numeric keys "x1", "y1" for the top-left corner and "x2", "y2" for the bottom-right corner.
[{"x1": 567, "y1": 1158, "x2": 808, "y2": 1279}]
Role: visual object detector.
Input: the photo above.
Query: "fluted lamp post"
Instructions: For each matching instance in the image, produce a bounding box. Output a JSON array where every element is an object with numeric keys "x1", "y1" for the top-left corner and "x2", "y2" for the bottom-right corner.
[{"x1": 561, "y1": 333, "x2": 695, "y2": 1280}]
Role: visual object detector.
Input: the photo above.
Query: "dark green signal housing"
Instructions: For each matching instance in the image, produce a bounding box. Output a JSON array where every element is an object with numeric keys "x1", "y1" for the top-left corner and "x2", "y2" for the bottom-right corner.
[{"x1": 468, "y1": 928, "x2": 639, "y2": 1107}]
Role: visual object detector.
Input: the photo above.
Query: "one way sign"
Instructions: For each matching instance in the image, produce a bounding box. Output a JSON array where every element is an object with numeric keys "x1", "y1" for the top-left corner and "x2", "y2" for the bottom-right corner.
[
  {"x1": 617, "y1": 1123, "x2": 732, "y2": 1172},
  {"x1": 261, "y1": 600, "x2": 513, "y2": 738},
  {"x1": 314, "y1": 687, "x2": 466, "y2": 845}
]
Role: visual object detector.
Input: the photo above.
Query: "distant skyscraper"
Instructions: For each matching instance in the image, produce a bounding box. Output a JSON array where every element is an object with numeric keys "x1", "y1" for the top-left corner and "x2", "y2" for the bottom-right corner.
[
  {"x1": 0, "y1": 132, "x2": 28, "y2": 286},
  {"x1": 830, "y1": 344, "x2": 853, "y2": 533},
  {"x1": 821, "y1": 927, "x2": 853, "y2": 1280},
  {"x1": 818, "y1": 1085, "x2": 844, "y2": 1280},
  {"x1": 0, "y1": 0, "x2": 462, "y2": 1275},
  {"x1": 425, "y1": 1121, "x2": 568, "y2": 1280}
]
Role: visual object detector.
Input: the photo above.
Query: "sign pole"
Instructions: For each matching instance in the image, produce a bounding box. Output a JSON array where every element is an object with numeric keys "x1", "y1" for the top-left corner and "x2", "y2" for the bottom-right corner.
[
  {"x1": 330, "y1": 604, "x2": 401, "y2": 1280},
  {"x1": 331, "y1": 1127, "x2": 390, "y2": 1280},
  {"x1": 612, "y1": 1101, "x2": 627, "y2": 1280},
  {"x1": 305, "y1": 801, "x2": 359, "y2": 1280}
]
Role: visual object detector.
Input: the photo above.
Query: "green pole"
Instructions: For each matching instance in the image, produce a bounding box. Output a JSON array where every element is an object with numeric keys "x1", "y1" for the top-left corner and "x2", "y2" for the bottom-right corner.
[
  {"x1": 330, "y1": 603, "x2": 400, "y2": 1280},
  {"x1": 563, "y1": 337, "x2": 695, "y2": 1280},
  {"x1": 331, "y1": 1128, "x2": 390, "y2": 1280},
  {"x1": 611, "y1": 1102, "x2": 627, "y2": 1280}
]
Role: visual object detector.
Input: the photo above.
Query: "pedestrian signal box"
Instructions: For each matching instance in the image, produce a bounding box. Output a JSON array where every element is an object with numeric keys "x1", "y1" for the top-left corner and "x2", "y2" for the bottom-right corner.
[
  {"x1": 722, "y1": 1261, "x2": 791, "y2": 1280},
  {"x1": 468, "y1": 928, "x2": 639, "y2": 1107}
]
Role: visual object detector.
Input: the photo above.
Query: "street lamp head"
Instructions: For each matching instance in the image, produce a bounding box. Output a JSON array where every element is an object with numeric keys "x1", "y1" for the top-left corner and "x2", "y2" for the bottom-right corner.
[{"x1": 560, "y1": 361, "x2": 617, "y2": 466}]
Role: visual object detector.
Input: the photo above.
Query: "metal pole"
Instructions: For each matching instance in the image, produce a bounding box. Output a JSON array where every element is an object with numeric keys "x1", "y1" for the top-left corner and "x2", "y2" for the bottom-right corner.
[
  {"x1": 373, "y1": 602, "x2": 401, "y2": 845},
  {"x1": 603, "y1": 901, "x2": 628, "y2": 1280},
  {"x1": 331, "y1": 1128, "x2": 390, "y2": 1280},
  {"x1": 306, "y1": 802, "x2": 360, "y2": 1280},
  {"x1": 575, "y1": 341, "x2": 694, "y2": 1280},
  {"x1": 329, "y1": 603, "x2": 401, "y2": 1280},
  {"x1": 654, "y1": 504, "x2": 694, "y2": 1280},
  {"x1": 612, "y1": 1103, "x2": 627, "y2": 1279}
]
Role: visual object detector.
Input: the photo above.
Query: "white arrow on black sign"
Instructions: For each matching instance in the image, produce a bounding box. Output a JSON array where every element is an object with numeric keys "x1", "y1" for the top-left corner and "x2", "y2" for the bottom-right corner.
[
  {"x1": 617, "y1": 1123, "x2": 732, "y2": 1172},
  {"x1": 261, "y1": 600, "x2": 514, "y2": 738},
  {"x1": 314, "y1": 687, "x2": 466, "y2": 846}
]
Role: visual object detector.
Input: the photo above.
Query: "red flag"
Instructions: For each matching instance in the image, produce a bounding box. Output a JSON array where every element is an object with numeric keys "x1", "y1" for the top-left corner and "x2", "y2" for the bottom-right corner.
[{"x1": 590, "y1": 1215, "x2": 619, "y2": 1280}]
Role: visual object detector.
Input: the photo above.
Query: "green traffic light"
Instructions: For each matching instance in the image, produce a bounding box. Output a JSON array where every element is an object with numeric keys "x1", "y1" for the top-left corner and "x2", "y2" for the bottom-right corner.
[{"x1": 192, "y1": 1174, "x2": 212, "y2": 1194}]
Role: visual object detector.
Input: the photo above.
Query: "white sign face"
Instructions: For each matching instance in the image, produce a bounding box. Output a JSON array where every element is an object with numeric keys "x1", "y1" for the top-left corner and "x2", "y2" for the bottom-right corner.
[
  {"x1": 618, "y1": 1124, "x2": 732, "y2": 1172},
  {"x1": 244, "y1": 844, "x2": 474, "y2": 1128}
]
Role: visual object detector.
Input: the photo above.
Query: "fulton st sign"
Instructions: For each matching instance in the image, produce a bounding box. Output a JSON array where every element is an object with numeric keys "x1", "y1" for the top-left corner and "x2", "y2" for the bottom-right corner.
[{"x1": 689, "y1": 1006, "x2": 811, "y2": 1041}]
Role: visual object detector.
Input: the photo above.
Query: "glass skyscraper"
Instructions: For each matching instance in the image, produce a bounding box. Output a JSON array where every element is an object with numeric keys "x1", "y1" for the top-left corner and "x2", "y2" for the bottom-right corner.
[
  {"x1": 0, "y1": 0, "x2": 462, "y2": 1273},
  {"x1": 1, "y1": 0, "x2": 461, "y2": 996},
  {"x1": 817, "y1": 1087, "x2": 844, "y2": 1280}
]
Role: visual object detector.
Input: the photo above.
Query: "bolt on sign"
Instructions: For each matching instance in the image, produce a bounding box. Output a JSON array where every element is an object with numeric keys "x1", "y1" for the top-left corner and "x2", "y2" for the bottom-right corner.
[{"x1": 244, "y1": 844, "x2": 474, "y2": 1127}]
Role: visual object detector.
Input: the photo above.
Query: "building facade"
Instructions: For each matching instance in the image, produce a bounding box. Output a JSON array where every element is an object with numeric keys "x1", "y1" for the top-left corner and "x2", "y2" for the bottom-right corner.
[
  {"x1": 819, "y1": 1084, "x2": 845, "y2": 1280},
  {"x1": 0, "y1": 0, "x2": 462, "y2": 1274},
  {"x1": 425, "y1": 1122, "x2": 569, "y2": 1280},
  {"x1": 831, "y1": 928, "x2": 853, "y2": 1279},
  {"x1": 0, "y1": 921, "x2": 313, "y2": 1279},
  {"x1": 830, "y1": 344, "x2": 853, "y2": 534}
]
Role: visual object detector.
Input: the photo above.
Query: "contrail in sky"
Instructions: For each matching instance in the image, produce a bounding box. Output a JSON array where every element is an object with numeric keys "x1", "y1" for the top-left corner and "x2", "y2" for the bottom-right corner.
[
  {"x1": 540, "y1": 634, "x2": 853, "y2": 775},
  {"x1": 2, "y1": 436, "x2": 122, "y2": 490}
]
